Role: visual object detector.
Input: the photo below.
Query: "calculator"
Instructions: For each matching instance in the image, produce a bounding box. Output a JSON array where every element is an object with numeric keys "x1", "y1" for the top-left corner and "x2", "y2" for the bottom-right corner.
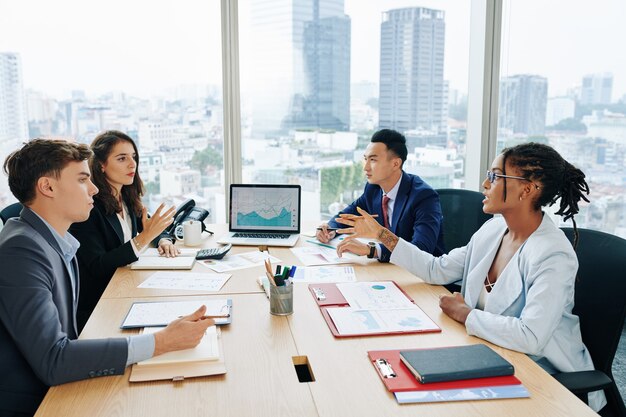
[{"x1": 195, "y1": 244, "x2": 232, "y2": 260}]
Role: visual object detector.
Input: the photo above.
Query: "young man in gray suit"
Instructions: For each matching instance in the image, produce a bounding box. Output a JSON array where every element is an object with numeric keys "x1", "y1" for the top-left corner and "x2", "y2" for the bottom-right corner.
[{"x1": 0, "y1": 139, "x2": 213, "y2": 416}]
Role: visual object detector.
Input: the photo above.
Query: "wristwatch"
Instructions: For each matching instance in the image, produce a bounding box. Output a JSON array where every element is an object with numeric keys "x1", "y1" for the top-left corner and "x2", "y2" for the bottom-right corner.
[{"x1": 367, "y1": 242, "x2": 376, "y2": 259}]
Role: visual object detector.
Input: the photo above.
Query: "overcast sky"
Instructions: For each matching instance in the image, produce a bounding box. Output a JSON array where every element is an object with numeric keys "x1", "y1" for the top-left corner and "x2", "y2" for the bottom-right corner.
[{"x1": 0, "y1": 0, "x2": 623, "y2": 100}]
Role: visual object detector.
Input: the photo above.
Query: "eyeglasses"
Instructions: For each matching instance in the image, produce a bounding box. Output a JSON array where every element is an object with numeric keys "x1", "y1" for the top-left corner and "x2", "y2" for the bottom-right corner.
[{"x1": 486, "y1": 171, "x2": 540, "y2": 189}]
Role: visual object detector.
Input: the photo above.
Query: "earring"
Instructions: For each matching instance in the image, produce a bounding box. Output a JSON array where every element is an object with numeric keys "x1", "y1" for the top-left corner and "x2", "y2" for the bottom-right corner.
[{"x1": 519, "y1": 196, "x2": 522, "y2": 201}]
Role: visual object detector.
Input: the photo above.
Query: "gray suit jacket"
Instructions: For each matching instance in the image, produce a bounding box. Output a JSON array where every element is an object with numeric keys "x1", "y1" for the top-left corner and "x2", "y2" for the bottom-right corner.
[{"x1": 0, "y1": 207, "x2": 128, "y2": 415}]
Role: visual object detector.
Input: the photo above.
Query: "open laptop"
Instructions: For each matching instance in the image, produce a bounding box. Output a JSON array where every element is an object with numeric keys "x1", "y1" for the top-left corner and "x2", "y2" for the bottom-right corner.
[{"x1": 217, "y1": 184, "x2": 301, "y2": 247}]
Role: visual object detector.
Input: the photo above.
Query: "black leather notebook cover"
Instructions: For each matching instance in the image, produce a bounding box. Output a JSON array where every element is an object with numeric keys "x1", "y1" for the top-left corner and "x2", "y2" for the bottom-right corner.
[{"x1": 399, "y1": 344, "x2": 514, "y2": 384}]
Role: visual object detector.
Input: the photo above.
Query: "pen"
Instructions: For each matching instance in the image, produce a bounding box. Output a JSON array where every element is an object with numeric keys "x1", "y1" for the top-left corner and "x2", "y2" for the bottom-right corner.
[
  {"x1": 200, "y1": 314, "x2": 230, "y2": 320},
  {"x1": 316, "y1": 227, "x2": 339, "y2": 231},
  {"x1": 306, "y1": 239, "x2": 336, "y2": 250}
]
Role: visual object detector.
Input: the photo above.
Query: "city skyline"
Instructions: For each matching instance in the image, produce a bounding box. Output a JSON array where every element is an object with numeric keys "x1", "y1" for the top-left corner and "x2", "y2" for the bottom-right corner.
[{"x1": 3, "y1": 0, "x2": 623, "y2": 100}]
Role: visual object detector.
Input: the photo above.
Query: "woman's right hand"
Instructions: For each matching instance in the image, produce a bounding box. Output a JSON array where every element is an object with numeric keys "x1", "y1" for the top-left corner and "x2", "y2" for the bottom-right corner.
[{"x1": 136, "y1": 203, "x2": 176, "y2": 247}]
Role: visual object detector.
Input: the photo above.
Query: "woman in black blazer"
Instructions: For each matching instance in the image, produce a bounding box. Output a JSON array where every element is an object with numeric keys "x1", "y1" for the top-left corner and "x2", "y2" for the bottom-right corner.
[{"x1": 70, "y1": 130, "x2": 178, "y2": 331}]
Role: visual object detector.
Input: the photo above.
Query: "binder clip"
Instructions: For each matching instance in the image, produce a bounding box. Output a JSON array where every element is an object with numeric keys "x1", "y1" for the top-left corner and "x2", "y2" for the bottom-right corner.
[
  {"x1": 313, "y1": 287, "x2": 326, "y2": 301},
  {"x1": 374, "y1": 358, "x2": 396, "y2": 378}
]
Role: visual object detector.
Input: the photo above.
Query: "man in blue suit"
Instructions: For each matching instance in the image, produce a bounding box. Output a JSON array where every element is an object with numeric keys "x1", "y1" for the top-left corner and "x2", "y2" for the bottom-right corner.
[
  {"x1": 0, "y1": 139, "x2": 213, "y2": 416},
  {"x1": 317, "y1": 129, "x2": 445, "y2": 262}
]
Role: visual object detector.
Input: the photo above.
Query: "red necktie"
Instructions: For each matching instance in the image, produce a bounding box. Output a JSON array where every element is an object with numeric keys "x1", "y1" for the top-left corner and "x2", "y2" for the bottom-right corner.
[{"x1": 382, "y1": 195, "x2": 390, "y2": 228}]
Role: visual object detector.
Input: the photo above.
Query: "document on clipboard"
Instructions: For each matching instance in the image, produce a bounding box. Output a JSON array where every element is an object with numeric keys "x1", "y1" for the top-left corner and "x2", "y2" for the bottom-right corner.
[
  {"x1": 121, "y1": 299, "x2": 232, "y2": 329},
  {"x1": 308, "y1": 281, "x2": 440, "y2": 337},
  {"x1": 367, "y1": 348, "x2": 528, "y2": 404}
]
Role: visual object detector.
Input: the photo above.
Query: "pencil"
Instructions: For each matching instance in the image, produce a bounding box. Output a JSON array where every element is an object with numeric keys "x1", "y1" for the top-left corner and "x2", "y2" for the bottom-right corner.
[{"x1": 266, "y1": 271, "x2": 277, "y2": 286}]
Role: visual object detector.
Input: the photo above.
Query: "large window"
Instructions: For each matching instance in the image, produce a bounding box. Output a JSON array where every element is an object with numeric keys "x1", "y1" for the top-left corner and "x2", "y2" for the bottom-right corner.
[
  {"x1": 238, "y1": 0, "x2": 470, "y2": 221},
  {"x1": 497, "y1": 0, "x2": 626, "y2": 237},
  {"x1": 0, "y1": 0, "x2": 225, "y2": 221}
]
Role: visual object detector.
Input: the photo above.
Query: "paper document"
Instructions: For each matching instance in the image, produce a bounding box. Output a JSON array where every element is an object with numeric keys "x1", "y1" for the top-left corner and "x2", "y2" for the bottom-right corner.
[
  {"x1": 138, "y1": 271, "x2": 230, "y2": 292},
  {"x1": 290, "y1": 246, "x2": 359, "y2": 266},
  {"x1": 337, "y1": 281, "x2": 416, "y2": 310},
  {"x1": 121, "y1": 299, "x2": 232, "y2": 328},
  {"x1": 137, "y1": 326, "x2": 219, "y2": 366},
  {"x1": 141, "y1": 248, "x2": 199, "y2": 257},
  {"x1": 198, "y1": 251, "x2": 281, "y2": 273},
  {"x1": 327, "y1": 306, "x2": 440, "y2": 336},
  {"x1": 130, "y1": 256, "x2": 195, "y2": 270},
  {"x1": 394, "y1": 384, "x2": 530, "y2": 403},
  {"x1": 291, "y1": 266, "x2": 356, "y2": 283}
]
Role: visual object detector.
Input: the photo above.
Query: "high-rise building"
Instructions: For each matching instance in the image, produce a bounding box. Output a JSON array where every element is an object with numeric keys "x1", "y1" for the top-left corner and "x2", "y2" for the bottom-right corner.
[
  {"x1": 498, "y1": 74, "x2": 548, "y2": 136},
  {"x1": 378, "y1": 7, "x2": 446, "y2": 134},
  {"x1": 0, "y1": 53, "x2": 28, "y2": 143},
  {"x1": 250, "y1": 0, "x2": 350, "y2": 136},
  {"x1": 546, "y1": 96, "x2": 576, "y2": 127},
  {"x1": 580, "y1": 72, "x2": 613, "y2": 106}
]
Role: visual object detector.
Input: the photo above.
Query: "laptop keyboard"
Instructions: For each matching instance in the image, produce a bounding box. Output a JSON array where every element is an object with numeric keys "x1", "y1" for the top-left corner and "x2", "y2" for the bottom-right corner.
[{"x1": 233, "y1": 232, "x2": 290, "y2": 239}]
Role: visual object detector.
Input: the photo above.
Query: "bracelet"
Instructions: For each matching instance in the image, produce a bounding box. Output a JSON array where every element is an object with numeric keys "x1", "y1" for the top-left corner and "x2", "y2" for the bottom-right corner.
[{"x1": 133, "y1": 237, "x2": 144, "y2": 251}]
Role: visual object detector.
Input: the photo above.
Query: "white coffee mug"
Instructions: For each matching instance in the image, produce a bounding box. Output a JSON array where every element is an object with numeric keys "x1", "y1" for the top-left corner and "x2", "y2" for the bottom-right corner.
[{"x1": 177, "y1": 220, "x2": 202, "y2": 246}]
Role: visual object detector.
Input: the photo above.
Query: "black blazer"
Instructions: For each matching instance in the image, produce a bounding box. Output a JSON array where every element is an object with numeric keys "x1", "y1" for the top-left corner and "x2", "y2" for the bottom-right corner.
[{"x1": 69, "y1": 198, "x2": 143, "y2": 323}]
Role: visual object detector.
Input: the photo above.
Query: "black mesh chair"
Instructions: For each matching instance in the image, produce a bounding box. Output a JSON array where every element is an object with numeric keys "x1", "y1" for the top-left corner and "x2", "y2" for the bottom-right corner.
[
  {"x1": 436, "y1": 189, "x2": 492, "y2": 293},
  {"x1": 0, "y1": 202, "x2": 23, "y2": 225},
  {"x1": 553, "y1": 228, "x2": 626, "y2": 417}
]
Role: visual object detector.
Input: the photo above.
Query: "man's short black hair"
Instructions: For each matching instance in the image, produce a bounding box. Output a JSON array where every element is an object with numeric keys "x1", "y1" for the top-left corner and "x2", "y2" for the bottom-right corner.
[{"x1": 370, "y1": 129, "x2": 407, "y2": 164}]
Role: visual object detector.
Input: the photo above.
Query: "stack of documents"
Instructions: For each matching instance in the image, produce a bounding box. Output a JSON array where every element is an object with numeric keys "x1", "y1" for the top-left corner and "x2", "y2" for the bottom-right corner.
[
  {"x1": 368, "y1": 346, "x2": 529, "y2": 404},
  {"x1": 130, "y1": 256, "x2": 196, "y2": 270}
]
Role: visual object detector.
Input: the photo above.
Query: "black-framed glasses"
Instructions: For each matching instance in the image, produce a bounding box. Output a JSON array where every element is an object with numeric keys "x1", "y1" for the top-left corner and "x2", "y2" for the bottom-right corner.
[{"x1": 486, "y1": 171, "x2": 540, "y2": 189}]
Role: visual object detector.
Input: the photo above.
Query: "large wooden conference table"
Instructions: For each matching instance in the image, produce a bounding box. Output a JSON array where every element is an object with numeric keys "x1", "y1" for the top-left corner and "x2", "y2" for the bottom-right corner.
[{"x1": 35, "y1": 224, "x2": 597, "y2": 417}]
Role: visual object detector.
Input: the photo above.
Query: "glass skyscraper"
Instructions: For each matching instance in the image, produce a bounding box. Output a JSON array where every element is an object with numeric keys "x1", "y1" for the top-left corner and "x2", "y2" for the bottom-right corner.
[
  {"x1": 498, "y1": 74, "x2": 548, "y2": 136},
  {"x1": 250, "y1": 0, "x2": 350, "y2": 136},
  {"x1": 378, "y1": 7, "x2": 446, "y2": 134}
]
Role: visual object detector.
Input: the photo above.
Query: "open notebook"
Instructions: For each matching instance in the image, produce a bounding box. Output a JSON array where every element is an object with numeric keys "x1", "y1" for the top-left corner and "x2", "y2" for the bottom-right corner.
[
  {"x1": 129, "y1": 325, "x2": 227, "y2": 382},
  {"x1": 137, "y1": 326, "x2": 219, "y2": 366}
]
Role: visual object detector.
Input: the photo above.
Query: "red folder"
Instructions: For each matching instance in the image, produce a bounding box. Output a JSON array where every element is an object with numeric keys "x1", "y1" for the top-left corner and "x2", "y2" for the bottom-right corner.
[
  {"x1": 367, "y1": 349, "x2": 522, "y2": 392},
  {"x1": 308, "y1": 282, "x2": 441, "y2": 338}
]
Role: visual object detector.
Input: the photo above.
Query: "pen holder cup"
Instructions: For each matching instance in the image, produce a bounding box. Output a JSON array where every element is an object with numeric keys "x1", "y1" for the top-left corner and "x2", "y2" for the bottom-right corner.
[{"x1": 269, "y1": 284, "x2": 293, "y2": 316}]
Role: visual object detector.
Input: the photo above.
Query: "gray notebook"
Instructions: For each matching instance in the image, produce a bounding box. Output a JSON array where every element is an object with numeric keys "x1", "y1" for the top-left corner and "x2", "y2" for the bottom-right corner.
[{"x1": 399, "y1": 344, "x2": 514, "y2": 384}]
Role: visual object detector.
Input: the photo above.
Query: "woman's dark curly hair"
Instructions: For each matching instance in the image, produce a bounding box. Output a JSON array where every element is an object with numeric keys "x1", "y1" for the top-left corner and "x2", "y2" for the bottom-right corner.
[{"x1": 500, "y1": 142, "x2": 590, "y2": 248}]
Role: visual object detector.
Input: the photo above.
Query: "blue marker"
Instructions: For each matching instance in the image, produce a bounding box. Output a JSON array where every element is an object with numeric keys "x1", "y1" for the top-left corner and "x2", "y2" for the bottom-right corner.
[{"x1": 289, "y1": 266, "x2": 297, "y2": 278}]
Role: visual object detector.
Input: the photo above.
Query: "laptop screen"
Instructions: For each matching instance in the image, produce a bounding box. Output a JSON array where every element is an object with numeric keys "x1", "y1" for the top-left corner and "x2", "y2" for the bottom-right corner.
[{"x1": 229, "y1": 184, "x2": 301, "y2": 233}]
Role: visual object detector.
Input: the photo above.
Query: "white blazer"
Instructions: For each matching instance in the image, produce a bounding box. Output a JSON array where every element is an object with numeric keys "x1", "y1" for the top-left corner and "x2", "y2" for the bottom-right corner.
[{"x1": 390, "y1": 214, "x2": 605, "y2": 411}]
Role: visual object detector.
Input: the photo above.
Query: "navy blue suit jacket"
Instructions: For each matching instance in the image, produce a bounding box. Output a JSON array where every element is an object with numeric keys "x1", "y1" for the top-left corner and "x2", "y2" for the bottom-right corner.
[
  {"x1": 328, "y1": 171, "x2": 445, "y2": 262},
  {"x1": 0, "y1": 208, "x2": 127, "y2": 415}
]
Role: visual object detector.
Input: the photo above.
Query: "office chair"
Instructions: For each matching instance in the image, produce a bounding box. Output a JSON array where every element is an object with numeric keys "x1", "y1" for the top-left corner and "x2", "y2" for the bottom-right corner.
[
  {"x1": 436, "y1": 189, "x2": 492, "y2": 293},
  {"x1": 553, "y1": 227, "x2": 626, "y2": 417},
  {"x1": 0, "y1": 202, "x2": 23, "y2": 225}
]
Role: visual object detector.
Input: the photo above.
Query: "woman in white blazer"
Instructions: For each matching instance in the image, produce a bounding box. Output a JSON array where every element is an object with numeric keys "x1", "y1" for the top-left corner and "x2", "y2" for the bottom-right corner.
[{"x1": 336, "y1": 142, "x2": 605, "y2": 412}]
